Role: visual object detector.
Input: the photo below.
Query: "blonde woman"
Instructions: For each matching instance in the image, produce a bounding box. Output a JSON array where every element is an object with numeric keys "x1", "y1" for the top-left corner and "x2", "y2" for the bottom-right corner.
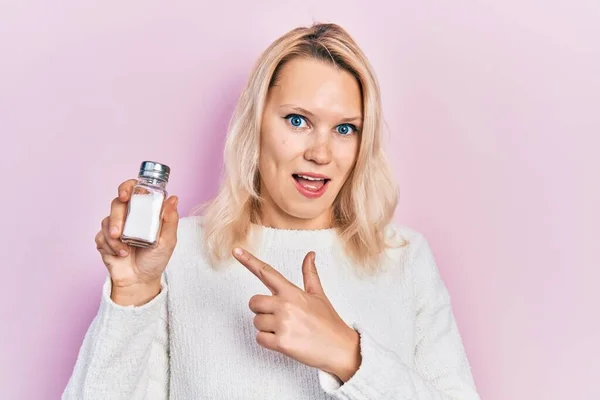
[{"x1": 64, "y1": 23, "x2": 480, "y2": 399}]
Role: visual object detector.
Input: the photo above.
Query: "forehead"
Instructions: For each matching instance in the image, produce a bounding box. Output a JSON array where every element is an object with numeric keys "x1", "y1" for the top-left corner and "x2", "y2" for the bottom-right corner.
[{"x1": 268, "y1": 57, "x2": 363, "y2": 117}]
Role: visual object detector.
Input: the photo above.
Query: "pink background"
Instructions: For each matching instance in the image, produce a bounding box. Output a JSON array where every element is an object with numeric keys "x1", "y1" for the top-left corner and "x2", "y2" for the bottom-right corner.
[{"x1": 1, "y1": 1, "x2": 598, "y2": 399}]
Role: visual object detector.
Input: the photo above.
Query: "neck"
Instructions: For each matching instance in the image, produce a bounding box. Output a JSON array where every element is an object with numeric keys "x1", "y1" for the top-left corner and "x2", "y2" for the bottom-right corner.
[{"x1": 258, "y1": 200, "x2": 333, "y2": 231}]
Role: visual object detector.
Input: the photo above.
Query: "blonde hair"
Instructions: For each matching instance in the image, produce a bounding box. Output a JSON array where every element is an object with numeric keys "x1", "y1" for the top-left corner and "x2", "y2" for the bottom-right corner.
[{"x1": 192, "y1": 23, "x2": 402, "y2": 271}]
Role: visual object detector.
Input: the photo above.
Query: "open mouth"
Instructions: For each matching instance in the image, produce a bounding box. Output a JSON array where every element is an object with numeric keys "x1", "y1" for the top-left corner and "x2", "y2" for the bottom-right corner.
[
  {"x1": 292, "y1": 174, "x2": 330, "y2": 191},
  {"x1": 292, "y1": 174, "x2": 331, "y2": 191}
]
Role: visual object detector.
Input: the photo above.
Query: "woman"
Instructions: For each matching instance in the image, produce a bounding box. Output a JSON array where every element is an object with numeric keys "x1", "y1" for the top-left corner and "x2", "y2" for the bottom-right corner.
[{"x1": 63, "y1": 23, "x2": 480, "y2": 399}]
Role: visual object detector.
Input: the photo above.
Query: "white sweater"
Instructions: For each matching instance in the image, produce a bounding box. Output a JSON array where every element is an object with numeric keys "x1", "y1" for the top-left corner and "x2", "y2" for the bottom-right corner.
[{"x1": 63, "y1": 216, "x2": 480, "y2": 399}]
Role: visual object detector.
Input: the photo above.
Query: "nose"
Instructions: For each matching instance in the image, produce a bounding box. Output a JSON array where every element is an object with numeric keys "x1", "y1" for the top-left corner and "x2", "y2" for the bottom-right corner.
[{"x1": 304, "y1": 130, "x2": 332, "y2": 165}]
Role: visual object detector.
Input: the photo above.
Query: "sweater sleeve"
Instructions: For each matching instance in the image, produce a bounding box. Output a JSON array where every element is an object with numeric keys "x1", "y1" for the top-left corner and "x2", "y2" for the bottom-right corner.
[
  {"x1": 62, "y1": 274, "x2": 170, "y2": 400},
  {"x1": 318, "y1": 234, "x2": 480, "y2": 399}
]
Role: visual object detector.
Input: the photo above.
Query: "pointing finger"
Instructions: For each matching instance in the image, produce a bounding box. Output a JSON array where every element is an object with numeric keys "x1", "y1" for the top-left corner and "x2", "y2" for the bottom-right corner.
[{"x1": 233, "y1": 247, "x2": 296, "y2": 294}]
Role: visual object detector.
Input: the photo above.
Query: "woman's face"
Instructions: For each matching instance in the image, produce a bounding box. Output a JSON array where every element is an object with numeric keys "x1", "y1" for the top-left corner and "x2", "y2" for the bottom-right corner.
[{"x1": 258, "y1": 57, "x2": 362, "y2": 229}]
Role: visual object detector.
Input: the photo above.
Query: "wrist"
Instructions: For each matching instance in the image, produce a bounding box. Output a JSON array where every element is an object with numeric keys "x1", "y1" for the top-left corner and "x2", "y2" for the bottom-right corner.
[
  {"x1": 327, "y1": 326, "x2": 362, "y2": 383},
  {"x1": 110, "y1": 279, "x2": 162, "y2": 306}
]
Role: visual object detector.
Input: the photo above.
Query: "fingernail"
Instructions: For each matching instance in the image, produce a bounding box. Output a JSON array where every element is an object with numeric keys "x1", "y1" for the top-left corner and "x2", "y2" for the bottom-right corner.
[
  {"x1": 110, "y1": 226, "x2": 119, "y2": 235},
  {"x1": 119, "y1": 249, "x2": 128, "y2": 257},
  {"x1": 233, "y1": 247, "x2": 243, "y2": 256}
]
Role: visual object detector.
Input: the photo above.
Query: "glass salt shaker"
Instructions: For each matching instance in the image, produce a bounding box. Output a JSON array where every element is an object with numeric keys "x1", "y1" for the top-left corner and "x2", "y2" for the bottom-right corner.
[{"x1": 121, "y1": 161, "x2": 170, "y2": 248}]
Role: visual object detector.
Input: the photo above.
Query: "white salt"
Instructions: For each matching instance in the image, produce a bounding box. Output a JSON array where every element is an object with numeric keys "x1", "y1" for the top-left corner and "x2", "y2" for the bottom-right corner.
[{"x1": 122, "y1": 192, "x2": 165, "y2": 243}]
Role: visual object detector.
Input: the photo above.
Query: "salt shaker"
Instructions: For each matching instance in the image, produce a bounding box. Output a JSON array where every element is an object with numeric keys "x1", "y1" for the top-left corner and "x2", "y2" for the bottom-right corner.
[{"x1": 121, "y1": 161, "x2": 170, "y2": 248}]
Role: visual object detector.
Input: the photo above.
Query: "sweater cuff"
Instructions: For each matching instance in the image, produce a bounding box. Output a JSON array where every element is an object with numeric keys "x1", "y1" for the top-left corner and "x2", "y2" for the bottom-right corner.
[
  {"x1": 99, "y1": 275, "x2": 167, "y2": 327},
  {"x1": 318, "y1": 323, "x2": 415, "y2": 399}
]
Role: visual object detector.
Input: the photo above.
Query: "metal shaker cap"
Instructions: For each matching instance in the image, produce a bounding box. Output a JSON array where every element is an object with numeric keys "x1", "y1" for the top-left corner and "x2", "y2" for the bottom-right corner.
[{"x1": 138, "y1": 161, "x2": 170, "y2": 182}]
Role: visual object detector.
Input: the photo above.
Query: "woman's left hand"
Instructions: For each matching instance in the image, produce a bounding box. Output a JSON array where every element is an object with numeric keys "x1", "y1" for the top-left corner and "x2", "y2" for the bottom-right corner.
[{"x1": 232, "y1": 247, "x2": 362, "y2": 382}]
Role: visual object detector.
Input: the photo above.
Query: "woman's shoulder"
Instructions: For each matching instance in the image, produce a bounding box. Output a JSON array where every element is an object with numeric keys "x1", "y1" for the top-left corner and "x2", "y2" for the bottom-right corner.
[
  {"x1": 381, "y1": 223, "x2": 440, "y2": 278},
  {"x1": 172, "y1": 214, "x2": 205, "y2": 250},
  {"x1": 177, "y1": 214, "x2": 203, "y2": 233},
  {"x1": 384, "y1": 222, "x2": 427, "y2": 246},
  {"x1": 383, "y1": 222, "x2": 431, "y2": 258},
  {"x1": 177, "y1": 215, "x2": 202, "y2": 241},
  {"x1": 163, "y1": 215, "x2": 208, "y2": 277}
]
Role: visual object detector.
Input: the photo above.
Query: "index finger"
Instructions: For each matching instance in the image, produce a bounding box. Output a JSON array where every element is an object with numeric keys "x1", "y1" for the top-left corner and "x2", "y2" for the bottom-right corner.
[
  {"x1": 108, "y1": 179, "x2": 137, "y2": 238},
  {"x1": 117, "y1": 179, "x2": 138, "y2": 201},
  {"x1": 108, "y1": 197, "x2": 128, "y2": 238},
  {"x1": 233, "y1": 247, "x2": 296, "y2": 294}
]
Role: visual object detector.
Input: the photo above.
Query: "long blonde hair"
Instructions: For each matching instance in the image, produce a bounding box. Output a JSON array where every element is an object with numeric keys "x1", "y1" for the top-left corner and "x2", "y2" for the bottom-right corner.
[{"x1": 193, "y1": 23, "x2": 401, "y2": 271}]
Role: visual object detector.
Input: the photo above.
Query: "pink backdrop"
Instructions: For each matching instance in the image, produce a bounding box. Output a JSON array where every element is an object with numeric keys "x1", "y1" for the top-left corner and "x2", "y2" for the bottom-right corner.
[{"x1": 1, "y1": 1, "x2": 598, "y2": 399}]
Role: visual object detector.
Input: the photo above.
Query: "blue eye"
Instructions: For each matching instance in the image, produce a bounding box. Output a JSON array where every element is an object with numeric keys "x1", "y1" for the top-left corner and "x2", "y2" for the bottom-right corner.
[
  {"x1": 336, "y1": 124, "x2": 356, "y2": 135},
  {"x1": 285, "y1": 114, "x2": 307, "y2": 128}
]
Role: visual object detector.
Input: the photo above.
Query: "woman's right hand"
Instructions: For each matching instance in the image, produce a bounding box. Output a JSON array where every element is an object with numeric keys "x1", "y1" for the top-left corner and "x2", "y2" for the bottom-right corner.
[{"x1": 95, "y1": 179, "x2": 179, "y2": 306}]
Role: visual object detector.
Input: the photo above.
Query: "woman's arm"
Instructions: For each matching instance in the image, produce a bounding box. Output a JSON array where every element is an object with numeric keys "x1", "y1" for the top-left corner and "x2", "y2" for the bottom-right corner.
[
  {"x1": 62, "y1": 275, "x2": 170, "y2": 400},
  {"x1": 319, "y1": 233, "x2": 480, "y2": 400}
]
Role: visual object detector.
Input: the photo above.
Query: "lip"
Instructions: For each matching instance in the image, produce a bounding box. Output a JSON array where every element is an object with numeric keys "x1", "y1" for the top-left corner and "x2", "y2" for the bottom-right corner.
[{"x1": 292, "y1": 173, "x2": 330, "y2": 199}]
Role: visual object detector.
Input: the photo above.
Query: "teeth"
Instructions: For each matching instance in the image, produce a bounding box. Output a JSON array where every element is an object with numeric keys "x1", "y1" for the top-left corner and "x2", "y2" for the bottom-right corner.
[{"x1": 297, "y1": 175, "x2": 325, "y2": 181}]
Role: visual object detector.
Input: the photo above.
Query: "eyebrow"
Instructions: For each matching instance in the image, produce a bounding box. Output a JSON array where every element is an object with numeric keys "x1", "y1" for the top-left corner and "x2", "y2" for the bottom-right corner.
[{"x1": 279, "y1": 104, "x2": 363, "y2": 124}]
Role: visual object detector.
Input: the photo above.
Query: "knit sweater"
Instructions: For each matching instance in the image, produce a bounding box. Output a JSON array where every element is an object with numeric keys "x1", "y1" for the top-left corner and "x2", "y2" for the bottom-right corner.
[{"x1": 62, "y1": 216, "x2": 480, "y2": 399}]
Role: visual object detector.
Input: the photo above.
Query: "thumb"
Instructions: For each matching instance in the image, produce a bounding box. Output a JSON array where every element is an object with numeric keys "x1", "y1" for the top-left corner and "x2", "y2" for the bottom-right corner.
[
  {"x1": 302, "y1": 251, "x2": 324, "y2": 295},
  {"x1": 159, "y1": 196, "x2": 179, "y2": 246}
]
